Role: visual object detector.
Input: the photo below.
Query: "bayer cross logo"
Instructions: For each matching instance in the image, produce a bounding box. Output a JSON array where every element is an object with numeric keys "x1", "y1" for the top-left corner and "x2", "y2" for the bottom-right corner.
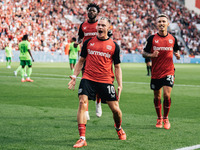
[
  {"x1": 106, "y1": 45, "x2": 112, "y2": 50},
  {"x1": 169, "y1": 39, "x2": 173, "y2": 44}
]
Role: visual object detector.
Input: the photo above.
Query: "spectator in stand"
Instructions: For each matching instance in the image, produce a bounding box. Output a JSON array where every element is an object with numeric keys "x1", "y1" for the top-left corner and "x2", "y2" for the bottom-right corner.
[{"x1": 0, "y1": 0, "x2": 199, "y2": 56}]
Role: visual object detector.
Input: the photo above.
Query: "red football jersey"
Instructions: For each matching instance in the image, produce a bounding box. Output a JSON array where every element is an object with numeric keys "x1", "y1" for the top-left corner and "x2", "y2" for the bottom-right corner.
[
  {"x1": 80, "y1": 36, "x2": 121, "y2": 84},
  {"x1": 144, "y1": 33, "x2": 179, "y2": 79},
  {"x1": 78, "y1": 21, "x2": 98, "y2": 43}
]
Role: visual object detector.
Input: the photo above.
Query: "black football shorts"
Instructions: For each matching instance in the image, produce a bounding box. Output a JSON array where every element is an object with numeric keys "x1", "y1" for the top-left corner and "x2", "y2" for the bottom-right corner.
[
  {"x1": 78, "y1": 79, "x2": 118, "y2": 103},
  {"x1": 150, "y1": 75, "x2": 175, "y2": 90},
  {"x1": 145, "y1": 58, "x2": 151, "y2": 63}
]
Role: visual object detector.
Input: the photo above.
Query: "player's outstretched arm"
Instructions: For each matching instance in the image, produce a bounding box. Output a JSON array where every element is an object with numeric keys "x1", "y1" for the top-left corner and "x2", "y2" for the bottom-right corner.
[
  {"x1": 114, "y1": 63, "x2": 122, "y2": 100},
  {"x1": 68, "y1": 57, "x2": 85, "y2": 90}
]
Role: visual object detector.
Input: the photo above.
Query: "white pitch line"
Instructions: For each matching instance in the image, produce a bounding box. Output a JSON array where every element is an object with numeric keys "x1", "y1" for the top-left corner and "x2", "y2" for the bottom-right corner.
[
  {"x1": 176, "y1": 144, "x2": 200, "y2": 150},
  {"x1": 33, "y1": 73, "x2": 66, "y2": 77},
  {"x1": 0, "y1": 75, "x2": 81, "y2": 80},
  {"x1": 123, "y1": 81, "x2": 200, "y2": 88},
  {"x1": 1, "y1": 74, "x2": 200, "y2": 88}
]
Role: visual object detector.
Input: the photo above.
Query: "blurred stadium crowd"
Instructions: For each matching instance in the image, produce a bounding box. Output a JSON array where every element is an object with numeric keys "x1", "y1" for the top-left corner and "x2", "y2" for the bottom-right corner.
[{"x1": 0, "y1": 0, "x2": 200, "y2": 56}]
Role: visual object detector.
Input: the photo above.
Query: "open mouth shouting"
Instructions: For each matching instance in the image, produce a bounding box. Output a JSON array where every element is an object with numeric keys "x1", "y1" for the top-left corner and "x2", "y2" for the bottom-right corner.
[{"x1": 98, "y1": 30, "x2": 103, "y2": 34}]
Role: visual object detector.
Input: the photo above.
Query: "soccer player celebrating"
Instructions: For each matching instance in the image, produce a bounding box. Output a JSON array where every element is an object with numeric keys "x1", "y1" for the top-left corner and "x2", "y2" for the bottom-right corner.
[
  {"x1": 18, "y1": 34, "x2": 34, "y2": 82},
  {"x1": 68, "y1": 17, "x2": 126, "y2": 148},
  {"x1": 143, "y1": 14, "x2": 180, "y2": 129},
  {"x1": 69, "y1": 37, "x2": 80, "y2": 75},
  {"x1": 77, "y1": 3, "x2": 102, "y2": 120}
]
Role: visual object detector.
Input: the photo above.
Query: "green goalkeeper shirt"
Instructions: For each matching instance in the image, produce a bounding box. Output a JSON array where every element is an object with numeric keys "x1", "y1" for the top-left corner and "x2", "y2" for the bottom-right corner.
[
  {"x1": 69, "y1": 42, "x2": 80, "y2": 59},
  {"x1": 5, "y1": 47, "x2": 12, "y2": 57},
  {"x1": 19, "y1": 40, "x2": 31, "y2": 60}
]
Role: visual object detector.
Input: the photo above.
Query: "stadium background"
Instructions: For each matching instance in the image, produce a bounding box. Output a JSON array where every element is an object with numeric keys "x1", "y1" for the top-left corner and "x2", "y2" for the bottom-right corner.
[
  {"x1": 0, "y1": 1, "x2": 200, "y2": 150},
  {"x1": 0, "y1": 0, "x2": 200, "y2": 63}
]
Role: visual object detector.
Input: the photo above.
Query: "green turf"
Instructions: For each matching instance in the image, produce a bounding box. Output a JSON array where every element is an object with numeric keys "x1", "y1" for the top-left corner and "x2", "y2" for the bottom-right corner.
[{"x1": 0, "y1": 62, "x2": 200, "y2": 150}]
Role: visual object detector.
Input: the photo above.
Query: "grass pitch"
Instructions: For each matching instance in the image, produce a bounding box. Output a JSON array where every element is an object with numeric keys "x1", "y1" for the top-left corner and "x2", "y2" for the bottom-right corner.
[{"x1": 0, "y1": 62, "x2": 200, "y2": 150}]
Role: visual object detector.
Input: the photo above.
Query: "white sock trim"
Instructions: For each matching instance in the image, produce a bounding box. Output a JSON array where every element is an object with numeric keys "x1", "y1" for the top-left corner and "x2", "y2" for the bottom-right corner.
[
  {"x1": 115, "y1": 126, "x2": 121, "y2": 131},
  {"x1": 80, "y1": 136, "x2": 85, "y2": 140}
]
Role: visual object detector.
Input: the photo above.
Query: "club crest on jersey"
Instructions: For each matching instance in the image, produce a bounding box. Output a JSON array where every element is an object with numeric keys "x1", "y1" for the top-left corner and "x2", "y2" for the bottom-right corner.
[
  {"x1": 155, "y1": 40, "x2": 159, "y2": 43},
  {"x1": 106, "y1": 45, "x2": 112, "y2": 50},
  {"x1": 90, "y1": 43, "x2": 95, "y2": 46},
  {"x1": 169, "y1": 39, "x2": 173, "y2": 44}
]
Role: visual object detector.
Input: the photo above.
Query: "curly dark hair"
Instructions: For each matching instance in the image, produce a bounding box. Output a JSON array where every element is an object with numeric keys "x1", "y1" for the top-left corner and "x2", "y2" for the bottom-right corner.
[
  {"x1": 72, "y1": 37, "x2": 76, "y2": 41},
  {"x1": 87, "y1": 3, "x2": 100, "y2": 13},
  {"x1": 22, "y1": 34, "x2": 28, "y2": 41}
]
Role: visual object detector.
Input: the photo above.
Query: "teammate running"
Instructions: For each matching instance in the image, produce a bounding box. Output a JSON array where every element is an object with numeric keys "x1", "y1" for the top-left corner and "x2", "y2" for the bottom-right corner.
[
  {"x1": 143, "y1": 14, "x2": 180, "y2": 129},
  {"x1": 77, "y1": 3, "x2": 102, "y2": 120}
]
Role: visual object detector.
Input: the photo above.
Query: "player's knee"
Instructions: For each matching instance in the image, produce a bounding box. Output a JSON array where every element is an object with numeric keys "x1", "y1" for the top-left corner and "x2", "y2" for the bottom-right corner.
[
  {"x1": 79, "y1": 97, "x2": 87, "y2": 106},
  {"x1": 112, "y1": 107, "x2": 121, "y2": 115},
  {"x1": 154, "y1": 96, "x2": 161, "y2": 100},
  {"x1": 163, "y1": 94, "x2": 170, "y2": 100},
  {"x1": 79, "y1": 99, "x2": 86, "y2": 105}
]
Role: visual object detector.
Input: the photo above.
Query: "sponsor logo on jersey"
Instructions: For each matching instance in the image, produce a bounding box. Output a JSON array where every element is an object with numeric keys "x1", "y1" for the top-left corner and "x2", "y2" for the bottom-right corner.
[
  {"x1": 106, "y1": 45, "x2": 112, "y2": 50},
  {"x1": 90, "y1": 43, "x2": 95, "y2": 46},
  {"x1": 84, "y1": 32, "x2": 97, "y2": 36},
  {"x1": 155, "y1": 40, "x2": 159, "y2": 43},
  {"x1": 153, "y1": 46, "x2": 173, "y2": 51},
  {"x1": 169, "y1": 39, "x2": 173, "y2": 44},
  {"x1": 83, "y1": 27, "x2": 87, "y2": 30},
  {"x1": 88, "y1": 49, "x2": 111, "y2": 58}
]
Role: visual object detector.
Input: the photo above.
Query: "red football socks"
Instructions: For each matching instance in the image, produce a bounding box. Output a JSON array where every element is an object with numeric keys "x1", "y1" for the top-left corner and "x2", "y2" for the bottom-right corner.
[
  {"x1": 78, "y1": 124, "x2": 86, "y2": 137},
  {"x1": 154, "y1": 98, "x2": 162, "y2": 119},
  {"x1": 115, "y1": 120, "x2": 122, "y2": 129},
  {"x1": 163, "y1": 98, "x2": 171, "y2": 119}
]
